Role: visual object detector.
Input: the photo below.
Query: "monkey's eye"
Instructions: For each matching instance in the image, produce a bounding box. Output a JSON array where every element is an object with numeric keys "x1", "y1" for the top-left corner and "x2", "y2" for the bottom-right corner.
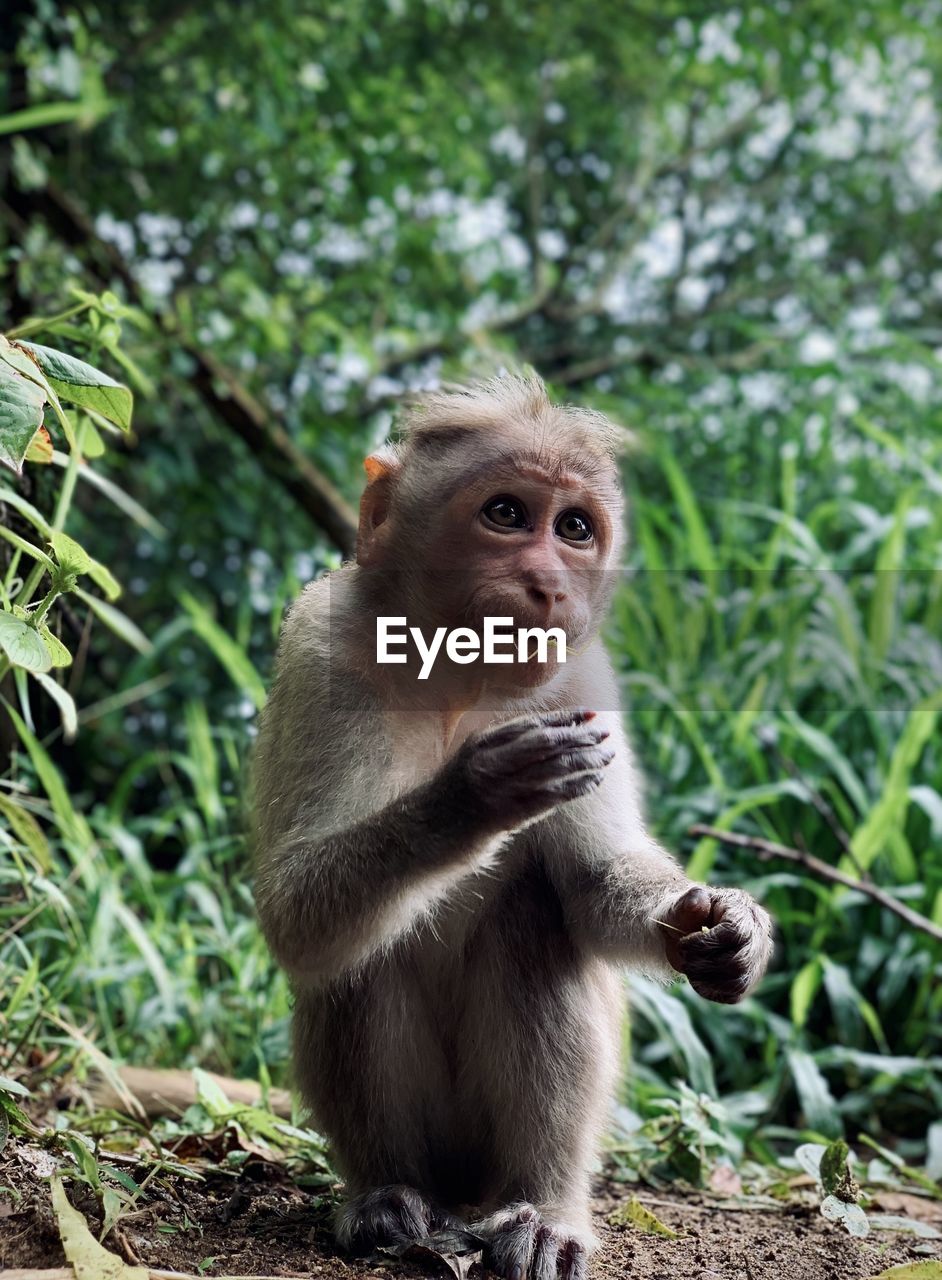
[
  {"x1": 482, "y1": 495, "x2": 529, "y2": 529},
  {"x1": 555, "y1": 510, "x2": 593, "y2": 543}
]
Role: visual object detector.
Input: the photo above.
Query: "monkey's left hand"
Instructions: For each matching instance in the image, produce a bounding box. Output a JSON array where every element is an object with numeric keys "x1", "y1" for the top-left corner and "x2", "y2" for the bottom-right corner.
[{"x1": 659, "y1": 885, "x2": 773, "y2": 1004}]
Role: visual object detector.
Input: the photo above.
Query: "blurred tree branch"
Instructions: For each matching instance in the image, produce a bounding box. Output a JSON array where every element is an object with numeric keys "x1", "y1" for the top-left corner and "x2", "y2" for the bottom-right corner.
[{"x1": 689, "y1": 824, "x2": 942, "y2": 944}]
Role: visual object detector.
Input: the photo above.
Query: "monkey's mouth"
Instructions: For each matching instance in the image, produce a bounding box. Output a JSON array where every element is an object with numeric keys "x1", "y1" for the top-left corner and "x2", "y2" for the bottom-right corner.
[{"x1": 522, "y1": 635, "x2": 562, "y2": 663}]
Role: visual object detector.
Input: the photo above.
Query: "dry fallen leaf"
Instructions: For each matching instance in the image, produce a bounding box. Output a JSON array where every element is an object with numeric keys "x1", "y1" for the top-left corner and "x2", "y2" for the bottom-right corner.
[
  {"x1": 608, "y1": 1195, "x2": 679, "y2": 1239},
  {"x1": 51, "y1": 1175, "x2": 149, "y2": 1280},
  {"x1": 380, "y1": 1225, "x2": 485, "y2": 1279},
  {"x1": 17, "y1": 1145, "x2": 59, "y2": 1178},
  {"x1": 872, "y1": 1192, "x2": 942, "y2": 1225}
]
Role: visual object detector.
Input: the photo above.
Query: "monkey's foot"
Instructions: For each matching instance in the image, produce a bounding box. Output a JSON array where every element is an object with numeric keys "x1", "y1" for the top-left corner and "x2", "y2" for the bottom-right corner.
[
  {"x1": 336, "y1": 1184, "x2": 463, "y2": 1253},
  {"x1": 476, "y1": 1203, "x2": 593, "y2": 1280}
]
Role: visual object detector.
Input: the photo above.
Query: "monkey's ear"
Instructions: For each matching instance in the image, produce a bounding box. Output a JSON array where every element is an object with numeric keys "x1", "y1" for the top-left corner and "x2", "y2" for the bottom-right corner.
[{"x1": 357, "y1": 447, "x2": 401, "y2": 567}]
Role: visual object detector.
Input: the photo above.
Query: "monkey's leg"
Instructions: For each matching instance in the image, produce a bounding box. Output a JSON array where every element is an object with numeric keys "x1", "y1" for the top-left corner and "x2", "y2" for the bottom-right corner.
[
  {"x1": 294, "y1": 984, "x2": 473, "y2": 1254},
  {"x1": 465, "y1": 953, "x2": 620, "y2": 1280}
]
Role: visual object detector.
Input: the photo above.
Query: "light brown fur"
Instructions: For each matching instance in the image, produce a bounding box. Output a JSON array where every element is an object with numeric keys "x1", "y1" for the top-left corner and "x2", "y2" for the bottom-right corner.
[{"x1": 251, "y1": 373, "x2": 772, "y2": 1279}]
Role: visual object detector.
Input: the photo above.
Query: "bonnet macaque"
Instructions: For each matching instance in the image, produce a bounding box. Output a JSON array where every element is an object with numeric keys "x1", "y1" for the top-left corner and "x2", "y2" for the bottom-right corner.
[{"x1": 252, "y1": 374, "x2": 772, "y2": 1280}]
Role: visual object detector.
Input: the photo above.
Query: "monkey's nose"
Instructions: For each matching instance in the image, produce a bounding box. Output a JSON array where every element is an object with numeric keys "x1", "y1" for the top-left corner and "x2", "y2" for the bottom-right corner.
[{"x1": 526, "y1": 583, "x2": 568, "y2": 613}]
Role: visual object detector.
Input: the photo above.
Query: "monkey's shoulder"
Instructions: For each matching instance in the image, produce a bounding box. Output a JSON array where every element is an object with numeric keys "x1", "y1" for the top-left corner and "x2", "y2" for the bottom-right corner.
[
  {"x1": 278, "y1": 572, "x2": 346, "y2": 653},
  {"x1": 274, "y1": 571, "x2": 373, "y2": 689}
]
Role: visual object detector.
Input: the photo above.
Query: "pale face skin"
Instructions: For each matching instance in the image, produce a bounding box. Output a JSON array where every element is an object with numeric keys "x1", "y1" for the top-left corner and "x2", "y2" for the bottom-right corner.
[{"x1": 362, "y1": 450, "x2": 620, "y2": 697}]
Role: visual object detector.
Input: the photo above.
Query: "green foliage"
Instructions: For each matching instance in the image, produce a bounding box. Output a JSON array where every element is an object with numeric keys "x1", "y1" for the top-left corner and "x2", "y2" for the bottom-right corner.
[
  {"x1": 1, "y1": 0, "x2": 941, "y2": 1193},
  {"x1": 0, "y1": 297, "x2": 143, "y2": 746}
]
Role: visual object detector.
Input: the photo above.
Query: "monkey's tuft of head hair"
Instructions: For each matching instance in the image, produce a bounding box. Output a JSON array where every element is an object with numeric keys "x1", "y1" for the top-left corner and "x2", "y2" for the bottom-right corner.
[{"x1": 394, "y1": 371, "x2": 631, "y2": 472}]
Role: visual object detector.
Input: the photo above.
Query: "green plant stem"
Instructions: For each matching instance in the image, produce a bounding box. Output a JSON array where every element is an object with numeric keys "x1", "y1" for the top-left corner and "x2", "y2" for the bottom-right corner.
[
  {"x1": 6, "y1": 302, "x2": 90, "y2": 340},
  {"x1": 52, "y1": 422, "x2": 84, "y2": 533},
  {"x1": 30, "y1": 586, "x2": 62, "y2": 629}
]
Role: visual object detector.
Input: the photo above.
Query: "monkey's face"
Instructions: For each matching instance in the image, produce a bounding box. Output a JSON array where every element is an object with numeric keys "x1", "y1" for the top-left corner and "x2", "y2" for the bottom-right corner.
[{"x1": 392, "y1": 450, "x2": 622, "y2": 691}]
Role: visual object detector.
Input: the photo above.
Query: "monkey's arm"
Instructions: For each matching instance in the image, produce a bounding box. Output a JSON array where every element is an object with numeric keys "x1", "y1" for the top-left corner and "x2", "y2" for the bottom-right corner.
[
  {"x1": 537, "y1": 648, "x2": 772, "y2": 1000},
  {"x1": 545, "y1": 761, "x2": 772, "y2": 1002},
  {"x1": 542, "y1": 739, "x2": 691, "y2": 976},
  {"x1": 540, "y1": 697, "x2": 772, "y2": 1001},
  {"x1": 253, "y1": 776, "x2": 502, "y2": 985},
  {"x1": 255, "y1": 697, "x2": 611, "y2": 985}
]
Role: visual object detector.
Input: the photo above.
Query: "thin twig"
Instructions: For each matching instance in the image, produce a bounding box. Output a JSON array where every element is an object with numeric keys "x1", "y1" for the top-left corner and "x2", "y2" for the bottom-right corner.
[{"x1": 688, "y1": 824, "x2": 942, "y2": 944}]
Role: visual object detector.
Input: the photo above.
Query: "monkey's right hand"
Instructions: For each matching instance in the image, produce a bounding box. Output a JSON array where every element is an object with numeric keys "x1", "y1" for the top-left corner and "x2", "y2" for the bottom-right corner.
[{"x1": 441, "y1": 707, "x2": 614, "y2": 834}]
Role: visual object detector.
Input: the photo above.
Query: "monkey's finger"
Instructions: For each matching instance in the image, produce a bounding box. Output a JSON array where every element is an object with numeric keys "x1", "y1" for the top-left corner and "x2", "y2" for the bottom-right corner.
[
  {"x1": 535, "y1": 769, "x2": 606, "y2": 802},
  {"x1": 559, "y1": 1237, "x2": 588, "y2": 1280},
  {"x1": 529, "y1": 723, "x2": 610, "y2": 749},
  {"x1": 661, "y1": 884, "x2": 714, "y2": 935},
  {"x1": 677, "y1": 917, "x2": 745, "y2": 956},
  {"x1": 676, "y1": 923, "x2": 759, "y2": 1003},
  {"x1": 521, "y1": 747, "x2": 615, "y2": 780},
  {"x1": 536, "y1": 706, "x2": 597, "y2": 728},
  {"x1": 532, "y1": 1224, "x2": 559, "y2": 1280},
  {"x1": 482, "y1": 707, "x2": 598, "y2": 750},
  {"x1": 498, "y1": 747, "x2": 614, "y2": 788},
  {"x1": 488, "y1": 725, "x2": 610, "y2": 770}
]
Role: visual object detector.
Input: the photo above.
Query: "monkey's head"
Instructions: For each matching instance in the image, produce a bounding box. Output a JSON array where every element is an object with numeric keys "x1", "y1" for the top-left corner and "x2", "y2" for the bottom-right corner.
[{"x1": 356, "y1": 373, "x2": 626, "y2": 694}]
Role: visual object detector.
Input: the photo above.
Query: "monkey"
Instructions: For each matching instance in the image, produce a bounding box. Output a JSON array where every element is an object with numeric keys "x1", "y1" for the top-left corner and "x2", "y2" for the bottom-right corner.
[{"x1": 251, "y1": 373, "x2": 773, "y2": 1280}]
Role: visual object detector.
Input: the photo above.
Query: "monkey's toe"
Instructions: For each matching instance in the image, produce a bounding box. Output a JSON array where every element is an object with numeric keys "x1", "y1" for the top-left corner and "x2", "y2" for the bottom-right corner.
[
  {"x1": 336, "y1": 1183, "x2": 444, "y2": 1252},
  {"x1": 481, "y1": 1204, "x2": 589, "y2": 1280}
]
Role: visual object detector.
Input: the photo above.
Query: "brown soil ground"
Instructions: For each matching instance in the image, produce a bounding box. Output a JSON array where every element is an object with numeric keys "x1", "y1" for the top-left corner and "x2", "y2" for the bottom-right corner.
[{"x1": 1, "y1": 1139, "x2": 940, "y2": 1279}]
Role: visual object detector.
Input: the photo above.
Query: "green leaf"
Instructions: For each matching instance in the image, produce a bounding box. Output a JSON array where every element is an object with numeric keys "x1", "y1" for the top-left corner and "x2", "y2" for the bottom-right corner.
[
  {"x1": 55, "y1": 455, "x2": 167, "y2": 538},
  {"x1": 0, "y1": 484, "x2": 51, "y2": 534},
  {"x1": 39, "y1": 624, "x2": 73, "y2": 668},
  {"x1": 820, "y1": 1138, "x2": 851, "y2": 1196},
  {"x1": 0, "y1": 792, "x2": 51, "y2": 869},
  {"x1": 17, "y1": 342, "x2": 132, "y2": 430},
  {"x1": 820, "y1": 1194, "x2": 869, "y2": 1237},
  {"x1": 0, "y1": 98, "x2": 114, "y2": 136},
  {"x1": 50, "y1": 529, "x2": 93, "y2": 575},
  {"x1": 0, "y1": 338, "x2": 78, "y2": 450},
  {"x1": 63, "y1": 1134, "x2": 102, "y2": 1190},
  {"x1": 849, "y1": 688, "x2": 942, "y2": 873},
  {"x1": 629, "y1": 978, "x2": 716, "y2": 1097},
  {"x1": 193, "y1": 1068, "x2": 234, "y2": 1117},
  {"x1": 786, "y1": 1047, "x2": 841, "y2": 1138},
  {"x1": 75, "y1": 587, "x2": 151, "y2": 654},
  {"x1": 795, "y1": 1143, "x2": 826, "y2": 1180},
  {"x1": 0, "y1": 362, "x2": 46, "y2": 473},
  {"x1": 868, "y1": 1216, "x2": 941, "y2": 1239},
  {"x1": 25, "y1": 424, "x2": 53, "y2": 463},
  {"x1": 790, "y1": 958, "x2": 823, "y2": 1029},
  {"x1": 31, "y1": 670, "x2": 78, "y2": 739},
  {"x1": 0, "y1": 612, "x2": 52, "y2": 672},
  {"x1": 86, "y1": 558, "x2": 122, "y2": 603},
  {"x1": 101, "y1": 1186, "x2": 126, "y2": 1240},
  {"x1": 608, "y1": 1195, "x2": 679, "y2": 1238},
  {"x1": 181, "y1": 592, "x2": 267, "y2": 711},
  {"x1": 3, "y1": 702, "x2": 92, "y2": 847},
  {"x1": 866, "y1": 1264, "x2": 942, "y2": 1280},
  {"x1": 0, "y1": 1075, "x2": 31, "y2": 1097}
]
